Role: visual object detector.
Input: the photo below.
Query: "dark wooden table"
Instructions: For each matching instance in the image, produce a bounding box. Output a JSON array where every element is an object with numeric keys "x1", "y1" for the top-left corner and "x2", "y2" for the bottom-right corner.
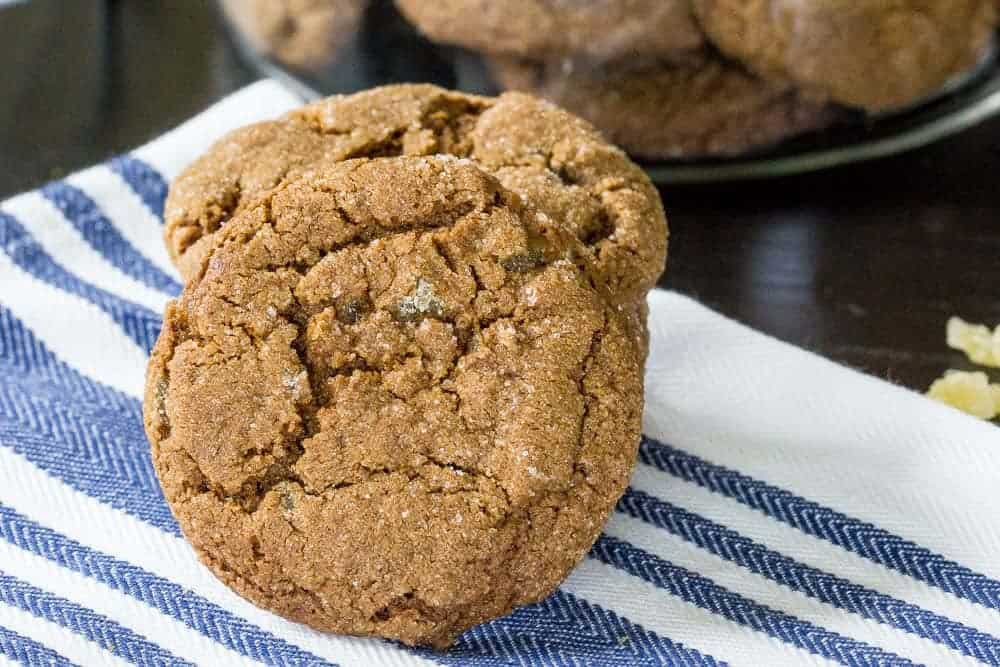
[{"x1": 3, "y1": 0, "x2": 997, "y2": 393}]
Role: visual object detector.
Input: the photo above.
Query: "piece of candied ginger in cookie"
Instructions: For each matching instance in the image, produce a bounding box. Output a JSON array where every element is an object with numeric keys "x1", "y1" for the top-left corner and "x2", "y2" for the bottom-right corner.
[
  {"x1": 947, "y1": 316, "x2": 1000, "y2": 368},
  {"x1": 927, "y1": 370, "x2": 1000, "y2": 420}
]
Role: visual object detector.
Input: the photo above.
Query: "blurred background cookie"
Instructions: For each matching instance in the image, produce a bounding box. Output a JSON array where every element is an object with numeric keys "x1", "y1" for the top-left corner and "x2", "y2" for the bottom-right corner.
[
  {"x1": 394, "y1": 0, "x2": 703, "y2": 62},
  {"x1": 215, "y1": 0, "x2": 1000, "y2": 165},
  {"x1": 218, "y1": 0, "x2": 367, "y2": 70},
  {"x1": 492, "y1": 55, "x2": 842, "y2": 159},
  {"x1": 693, "y1": 0, "x2": 997, "y2": 111}
]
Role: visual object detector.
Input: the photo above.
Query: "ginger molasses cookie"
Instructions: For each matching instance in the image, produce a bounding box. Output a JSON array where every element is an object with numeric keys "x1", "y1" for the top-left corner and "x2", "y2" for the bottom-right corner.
[
  {"x1": 393, "y1": 0, "x2": 703, "y2": 62},
  {"x1": 145, "y1": 156, "x2": 644, "y2": 647},
  {"x1": 165, "y1": 84, "x2": 667, "y2": 307},
  {"x1": 219, "y1": 0, "x2": 367, "y2": 70},
  {"x1": 693, "y1": 0, "x2": 997, "y2": 111},
  {"x1": 492, "y1": 55, "x2": 841, "y2": 159}
]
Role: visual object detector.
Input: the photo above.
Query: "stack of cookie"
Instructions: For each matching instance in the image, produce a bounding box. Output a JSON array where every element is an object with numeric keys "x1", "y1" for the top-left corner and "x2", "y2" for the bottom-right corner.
[
  {"x1": 396, "y1": 0, "x2": 998, "y2": 159},
  {"x1": 145, "y1": 85, "x2": 667, "y2": 647}
]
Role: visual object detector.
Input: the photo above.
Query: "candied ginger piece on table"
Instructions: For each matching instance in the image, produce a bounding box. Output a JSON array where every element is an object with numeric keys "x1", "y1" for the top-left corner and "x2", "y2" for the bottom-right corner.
[
  {"x1": 927, "y1": 370, "x2": 1000, "y2": 420},
  {"x1": 946, "y1": 317, "x2": 1000, "y2": 368}
]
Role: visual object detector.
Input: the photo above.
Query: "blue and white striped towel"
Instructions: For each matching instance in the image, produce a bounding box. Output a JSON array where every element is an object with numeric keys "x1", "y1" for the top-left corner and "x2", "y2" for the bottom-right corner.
[{"x1": 1, "y1": 80, "x2": 999, "y2": 667}]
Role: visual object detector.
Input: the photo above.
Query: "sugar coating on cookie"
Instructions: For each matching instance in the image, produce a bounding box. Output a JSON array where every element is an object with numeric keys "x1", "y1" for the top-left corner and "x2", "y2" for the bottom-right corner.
[
  {"x1": 693, "y1": 0, "x2": 997, "y2": 111},
  {"x1": 164, "y1": 85, "x2": 667, "y2": 307},
  {"x1": 492, "y1": 55, "x2": 840, "y2": 159},
  {"x1": 394, "y1": 0, "x2": 703, "y2": 61},
  {"x1": 146, "y1": 156, "x2": 644, "y2": 647}
]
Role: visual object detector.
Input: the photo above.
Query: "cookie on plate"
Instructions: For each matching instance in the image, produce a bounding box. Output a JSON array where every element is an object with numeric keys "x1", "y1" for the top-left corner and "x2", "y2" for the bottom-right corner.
[
  {"x1": 145, "y1": 156, "x2": 645, "y2": 647},
  {"x1": 492, "y1": 55, "x2": 841, "y2": 160},
  {"x1": 692, "y1": 0, "x2": 997, "y2": 111},
  {"x1": 218, "y1": 0, "x2": 367, "y2": 70},
  {"x1": 393, "y1": 0, "x2": 703, "y2": 62},
  {"x1": 165, "y1": 84, "x2": 667, "y2": 308}
]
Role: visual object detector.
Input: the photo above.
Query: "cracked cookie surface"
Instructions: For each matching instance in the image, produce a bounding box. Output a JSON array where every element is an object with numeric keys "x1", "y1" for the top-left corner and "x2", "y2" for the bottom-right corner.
[
  {"x1": 492, "y1": 54, "x2": 841, "y2": 159},
  {"x1": 164, "y1": 84, "x2": 667, "y2": 309},
  {"x1": 393, "y1": 0, "x2": 703, "y2": 61},
  {"x1": 146, "y1": 156, "x2": 644, "y2": 647},
  {"x1": 693, "y1": 0, "x2": 997, "y2": 111}
]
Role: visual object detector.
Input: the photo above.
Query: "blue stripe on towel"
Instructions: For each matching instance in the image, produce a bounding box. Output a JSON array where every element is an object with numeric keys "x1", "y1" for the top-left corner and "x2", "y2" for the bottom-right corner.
[
  {"x1": 107, "y1": 156, "x2": 168, "y2": 221},
  {"x1": 0, "y1": 213, "x2": 161, "y2": 354},
  {"x1": 0, "y1": 307, "x2": 135, "y2": 415},
  {"x1": 439, "y1": 590, "x2": 726, "y2": 667},
  {"x1": 40, "y1": 182, "x2": 180, "y2": 295},
  {"x1": 619, "y1": 487, "x2": 1000, "y2": 664},
  {"x1": 0, "y1": 571, "x2": 191, "y2": 666},
  {"x1": 0, "y1": 624, "x2": 77, "y2": 667},
  {"x1": 592, "y1": 534, "x2": 917, "y2": 667},
  {"x1": 640, "y1": 437, "x2": 1000, "y2": 613},
  {"x1": 0, "y1": 306, "x2": 174, "y2": 530},
  {"x1": 0, "y1": 505, "x2": 337, "y2": 667}
]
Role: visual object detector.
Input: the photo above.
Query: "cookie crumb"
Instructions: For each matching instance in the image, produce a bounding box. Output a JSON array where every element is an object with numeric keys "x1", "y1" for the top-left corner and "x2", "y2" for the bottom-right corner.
[
  {"x1": 337, "y1": 295, "x2": 373, "y2": 324},
  {"x1": 501, "y1": 249, "x2": 546, "y2": 273},
  {"x1": 154, "y1": 379, "x2": 168, "y2": 413},
  {"x1": 394, "y1": 278, "x2": 446, "y2": 322},
  {"x1": 279, "y1": 486, "x2": 295, "y2": 512},
  {"x1": 283, "y1": 370, "x2": 308, "y2": 399}
]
